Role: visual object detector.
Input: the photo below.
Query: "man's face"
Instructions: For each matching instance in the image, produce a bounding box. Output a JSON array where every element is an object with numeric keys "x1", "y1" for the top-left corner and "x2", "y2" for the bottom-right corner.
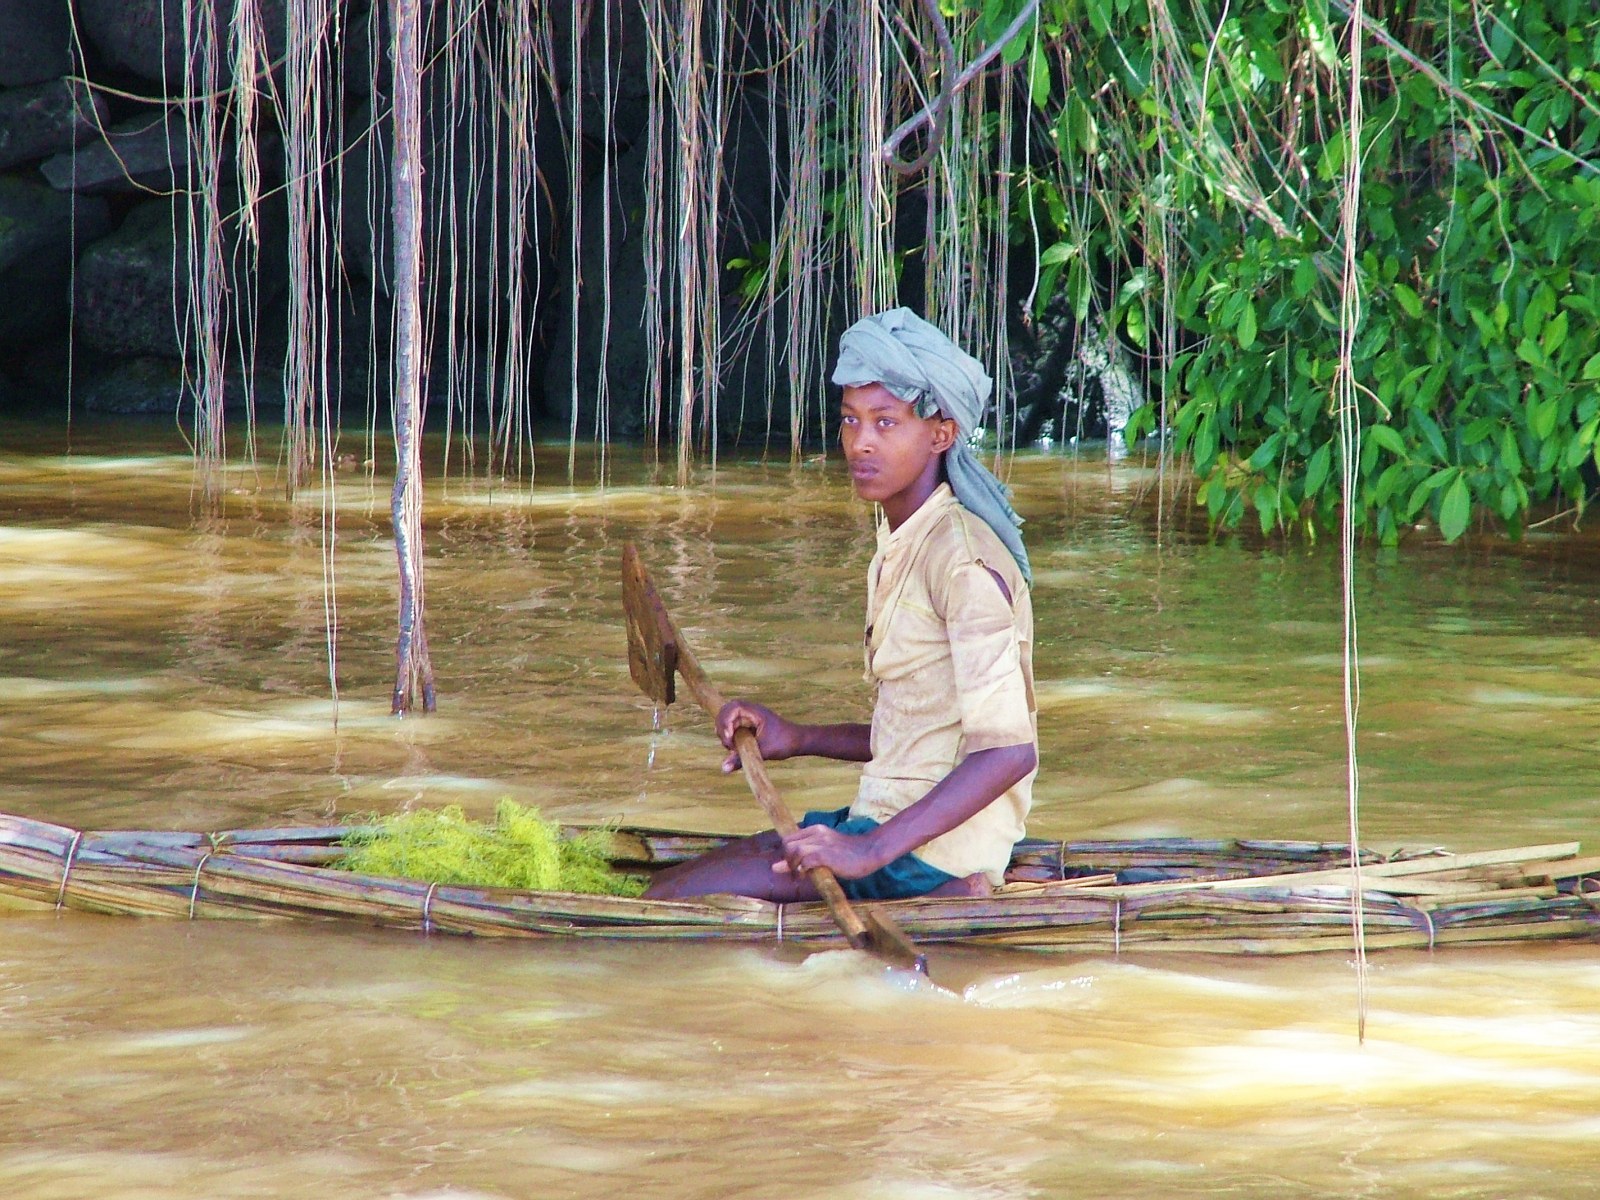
[{"x1": 839, "y1": 383, "x2": 956, "y2": 509}]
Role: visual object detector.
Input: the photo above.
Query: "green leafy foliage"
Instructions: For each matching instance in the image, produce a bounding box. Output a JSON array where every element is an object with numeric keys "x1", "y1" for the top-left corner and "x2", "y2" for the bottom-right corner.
[
  {"x1": 337, "y1": 800, "x2": 647, "y2": 896},
  {"x1": 1001, "y1": 0, "x2": 1600, "y2": 544}
]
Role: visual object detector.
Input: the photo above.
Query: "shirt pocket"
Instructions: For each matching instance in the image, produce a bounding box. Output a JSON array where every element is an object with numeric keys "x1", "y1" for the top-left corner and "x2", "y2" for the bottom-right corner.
[{"x1": 867, "y1": 597, "x2": 947, "y2": 683}]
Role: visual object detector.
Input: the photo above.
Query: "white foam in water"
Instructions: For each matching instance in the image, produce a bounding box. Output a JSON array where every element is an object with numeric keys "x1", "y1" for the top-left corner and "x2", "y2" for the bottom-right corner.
[
  {"x1": 1032, "y1": 679, "x2": 1125, "y2": 707},
  {"x1": 1029, "y1": 681, "x2": 1265, "y2": 726},
  {"x1": 1147, "y1": 699, "x2": 1267, "y2": 726},
  {"x1": 267, "y1": 697, "x2": 454, "y2": 730},
  {"x1": 447, "y1": 486, "x2": 661, "y2": 511},
  {"x1": 710, "y1": 655, "x2": 797, "y2": 681},
  {"x1": 963, "y1": 971, "x2": 1101, "y2": 1009},
  {"x1": 965, "y1": 961, "x2": 1285, "y2": 1010},
  {"x1": 1294, "y1": 652, "x2": 1399, "y2": 669},
  {"x1": 1025, "y1": 567, "x2": 1096, "y2": 588},
  {"x1": 1374, "y1": 1010, "x2": 1600, "y2": 1053},
  {"x1": 749, "y1": 949, "x2": 959, "y2": 1006},
  {"x1": 108, "y1": 1026, "x2": 257, "y2": 1054},
  {"x1": 1117, "y1": 776, "x2": 1217, "y2": 801},
  {"x1": 817, "y1": 1176, "x2": 1020, "y2": 1200},
  {"x1": 488, "y1": 1003, "x2": 607, "y2": 1027},
  {"x1": 0, "y1": 562, "x2": 120, "y2": 590},
  {"x1": 1177, "y1": 1028, "x2": 1595, "y2": 1097},
  {"x1": 0, "y1": 675, "x2": 162, "y2": 699},
  {"x1": 43, "y1": 455, "x2": 192, "y2": 472},
  {"x1": 0, "y1": 524, "x2": 159, "y2": 556},
  {"x1": 475, "y1": 1074, "x2": 675, "y2": 1107},
  {"x1": 1468, "y1": 685, "x2": 1589, "y2": 709},
  {"x1": 376, "y1": 773, "x2": 504, "y2": 794},
  {"x1": 109, "y1": 698, "x2": 463, "y2": 750}
]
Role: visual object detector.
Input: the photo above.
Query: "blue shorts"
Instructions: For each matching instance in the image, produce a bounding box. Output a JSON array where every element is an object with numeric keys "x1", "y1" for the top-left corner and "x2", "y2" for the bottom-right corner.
[{"x1": 798, "y1": 807, "x2": 958, "y2": 901}]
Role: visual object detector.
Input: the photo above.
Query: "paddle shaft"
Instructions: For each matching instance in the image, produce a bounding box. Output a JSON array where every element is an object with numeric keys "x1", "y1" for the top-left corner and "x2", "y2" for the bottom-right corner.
[
  {"x1": 667, "y1": 630, "x2": 873, "y2": 949},
  {"x1": 621, "y1": 543, "x2": 926, "y2": 972}
]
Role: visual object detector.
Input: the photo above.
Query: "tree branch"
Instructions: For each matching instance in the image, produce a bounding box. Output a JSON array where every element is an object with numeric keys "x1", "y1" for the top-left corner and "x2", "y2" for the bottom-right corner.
[{"x1": 881, "y1": 0, "x2": 1041, "y2": 177}]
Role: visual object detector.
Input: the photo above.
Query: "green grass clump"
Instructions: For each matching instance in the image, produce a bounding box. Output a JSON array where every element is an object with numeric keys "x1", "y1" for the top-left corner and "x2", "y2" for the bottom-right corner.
[{"x1": 337, "y1": 800, "x2": 647, "y2": 896}]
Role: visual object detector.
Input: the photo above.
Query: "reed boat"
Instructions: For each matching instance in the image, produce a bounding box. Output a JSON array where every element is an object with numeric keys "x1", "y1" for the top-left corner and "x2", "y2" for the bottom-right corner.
[{"x1": 3, "y1": 810, "x2": 1598, "y2": 955}]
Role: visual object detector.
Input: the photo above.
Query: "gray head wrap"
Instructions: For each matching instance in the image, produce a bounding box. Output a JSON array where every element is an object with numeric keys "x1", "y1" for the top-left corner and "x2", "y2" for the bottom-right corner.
[{"x1": 831, "y1": 307, "x2": 1031, "y2": 585}]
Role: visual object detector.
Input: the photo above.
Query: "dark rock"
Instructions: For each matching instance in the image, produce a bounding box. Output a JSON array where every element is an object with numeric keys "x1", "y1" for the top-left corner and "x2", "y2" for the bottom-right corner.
[
  {"x1": 536, "y1": 123, "x2": 654, "y2": 439},
  {"x1": 336, "y1": 97, "x2": 389, "y2": 293},
  {"x1": 0, "y1": 175, "x2": 111, "y2": 349},
  {"x1": 1007, "y1": 290, "x2": 1145, "y2": 449},
  {"x1": 342, "y1": 66, "x2": 553, "y2": 300},
  {"x1": 72, "y1": 201, "x2": 186, "y2": 358},
  {"x1": 72, "y1": 355, "x2": 188, "y2": 414},
  {"x1": 1007, "y1": 291, "x2": 1085, "y2": 444},
  {"x1": 39, "y1": 112, "x2": 194, "y2": 194},
  {"x1": 0, "y1": 0, "x2": 72, "y2": 88},
  {"x1": 77, "y1": 0, "x2": 288, "y2": 90},
  {"x1": 0, "y1": 78, "x2": 109, "y2": 172},
  {"x1": 541, "y1": 0, "x2": 654, "y2": 152},
  {"x1": 70, "y1": 353, "x2": 273, "y2": 415}
]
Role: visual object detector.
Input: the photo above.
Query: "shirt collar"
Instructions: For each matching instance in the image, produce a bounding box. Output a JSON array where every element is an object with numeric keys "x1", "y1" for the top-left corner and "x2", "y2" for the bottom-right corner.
[{"x1": 875, "y1": 482, "x2": 956, "y2": 557}]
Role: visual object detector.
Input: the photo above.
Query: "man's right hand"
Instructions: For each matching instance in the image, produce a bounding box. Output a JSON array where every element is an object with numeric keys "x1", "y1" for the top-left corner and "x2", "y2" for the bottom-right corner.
[{"x1": 715, "y1": 699, "x2": 805, "y2": 772}]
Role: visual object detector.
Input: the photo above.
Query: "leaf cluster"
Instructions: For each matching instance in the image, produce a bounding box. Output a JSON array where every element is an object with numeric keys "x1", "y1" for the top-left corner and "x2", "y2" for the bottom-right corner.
[{"x1": 991, "y1": 0, "x2": 1600, "y2": 542}]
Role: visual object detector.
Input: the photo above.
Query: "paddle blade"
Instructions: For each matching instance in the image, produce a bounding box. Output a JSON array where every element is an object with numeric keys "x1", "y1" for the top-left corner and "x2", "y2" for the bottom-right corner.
[
  {"x1": 863, "y1": 907, "x2": 929, "y2": 975},
  {"x1": 622, "y1": 543, "x2": 678, "y2": 707}
]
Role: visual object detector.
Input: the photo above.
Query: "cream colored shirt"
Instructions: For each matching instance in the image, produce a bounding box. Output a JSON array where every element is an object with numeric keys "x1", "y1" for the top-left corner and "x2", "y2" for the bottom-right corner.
[{"x1": 853, "y1": 484, "x2": 1037, "y2": 883}]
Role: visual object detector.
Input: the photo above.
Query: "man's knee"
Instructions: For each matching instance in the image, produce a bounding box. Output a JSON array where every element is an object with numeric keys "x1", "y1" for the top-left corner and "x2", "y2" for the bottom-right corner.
[{"x1": 747, "y1": 829, "x2": 784, "y2": 854}]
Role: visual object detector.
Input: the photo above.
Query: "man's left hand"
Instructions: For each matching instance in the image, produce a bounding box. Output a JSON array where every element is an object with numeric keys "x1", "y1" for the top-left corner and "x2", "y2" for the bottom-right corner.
[{"x1": 773, "y1": 824, "x2": 886, "y2": 881}]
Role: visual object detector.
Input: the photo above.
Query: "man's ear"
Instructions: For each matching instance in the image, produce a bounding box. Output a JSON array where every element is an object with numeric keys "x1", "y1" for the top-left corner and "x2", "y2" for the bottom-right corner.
[{"x1": 931, "y1": 417, "x2": 958, "y2": 453}]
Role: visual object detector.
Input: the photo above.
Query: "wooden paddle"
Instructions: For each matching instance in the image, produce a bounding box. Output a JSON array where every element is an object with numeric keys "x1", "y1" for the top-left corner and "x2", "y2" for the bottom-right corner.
[{"x1": 621, "y1": 542, "x2": 928, "y2": 975}]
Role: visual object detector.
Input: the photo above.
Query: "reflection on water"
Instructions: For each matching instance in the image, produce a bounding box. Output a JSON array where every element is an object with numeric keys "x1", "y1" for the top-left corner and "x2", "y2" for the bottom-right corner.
[{"x1": 4, "y1": 417, "x2": 1600, "y2": 1197}]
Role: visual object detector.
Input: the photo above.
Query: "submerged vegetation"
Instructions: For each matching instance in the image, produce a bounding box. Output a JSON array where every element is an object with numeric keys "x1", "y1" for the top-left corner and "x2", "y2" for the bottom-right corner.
[{"x1": 337, "y1": 801, "x2": 647, "y2": 895}]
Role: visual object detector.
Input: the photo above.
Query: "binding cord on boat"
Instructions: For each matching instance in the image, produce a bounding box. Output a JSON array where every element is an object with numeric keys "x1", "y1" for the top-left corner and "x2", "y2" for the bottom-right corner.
[
  {"x1": 421, "y1": 882, "x2": 438, "y2": 934},
  {"x1": 1411, "y1": 904, "x2": 1436, "y2": 952},
  {"x1": 189, "y1": 852, "x2": 213, "y2": 919},
  {"x1": 776, "y1": 902, "x2": 785, "y2": 943},
  {"x1": 55, "y1": 831, "x2": 83, "y2": 911},
  {"x1": 1576, "y1": 877, "x2": 1600, "y2": 911},
  {"x1": 1113, "y1": 898, "x2": 1123, "y2": 955}
]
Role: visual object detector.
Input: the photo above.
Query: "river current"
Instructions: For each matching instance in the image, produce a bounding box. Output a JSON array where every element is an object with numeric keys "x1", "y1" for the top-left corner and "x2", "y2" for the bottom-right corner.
[{"x1": 3, "y1": 416, "x2": 1599, "y2": 1199}]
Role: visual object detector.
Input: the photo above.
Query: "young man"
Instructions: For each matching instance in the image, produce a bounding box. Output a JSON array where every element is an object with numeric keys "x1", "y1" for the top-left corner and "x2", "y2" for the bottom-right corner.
[{"x1": 644, "y1": 308, "x2": 1037, "y2": 903}]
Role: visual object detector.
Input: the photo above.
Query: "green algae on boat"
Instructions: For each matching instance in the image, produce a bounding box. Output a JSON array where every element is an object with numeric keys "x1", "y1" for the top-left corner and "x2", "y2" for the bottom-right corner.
[{"x1": 337, "y1": 801, "x2": 647, "y2": 896}]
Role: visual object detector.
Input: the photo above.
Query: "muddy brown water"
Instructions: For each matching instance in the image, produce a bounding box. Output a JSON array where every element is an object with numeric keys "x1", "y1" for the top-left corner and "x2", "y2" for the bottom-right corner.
[{"x1": 3, "y1": 417, "x2": 1599, "y2": 1198}]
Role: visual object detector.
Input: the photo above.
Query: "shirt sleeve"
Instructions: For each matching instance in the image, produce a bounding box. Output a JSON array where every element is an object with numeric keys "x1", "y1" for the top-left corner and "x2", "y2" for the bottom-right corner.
[{"x1": 941, "y1": 561, "x2": 1035, "y2": 754}]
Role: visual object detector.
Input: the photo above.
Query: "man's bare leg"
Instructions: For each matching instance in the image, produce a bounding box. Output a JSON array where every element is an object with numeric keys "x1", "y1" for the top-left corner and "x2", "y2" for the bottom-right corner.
[
  {"x1": 643, "y1": 831, "x2": 822, "y2": 902},
  {"x1": 923, "y1": 872, "x2": 992, "y2": 898}
]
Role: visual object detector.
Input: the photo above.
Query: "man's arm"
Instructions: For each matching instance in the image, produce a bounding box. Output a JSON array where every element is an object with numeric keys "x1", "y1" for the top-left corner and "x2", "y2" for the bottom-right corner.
[
  {"x1": 773, "y1": 741, "x2": 1036, "y2": 879},
  {"x1": 716, "y1": 699, "x2": 871, "y2": 772}
]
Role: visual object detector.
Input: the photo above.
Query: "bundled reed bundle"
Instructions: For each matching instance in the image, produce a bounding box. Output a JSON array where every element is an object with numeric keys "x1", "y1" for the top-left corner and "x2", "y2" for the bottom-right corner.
[{"x1": 2, "y1": 811, "x2": 1597, "y2": 955}]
